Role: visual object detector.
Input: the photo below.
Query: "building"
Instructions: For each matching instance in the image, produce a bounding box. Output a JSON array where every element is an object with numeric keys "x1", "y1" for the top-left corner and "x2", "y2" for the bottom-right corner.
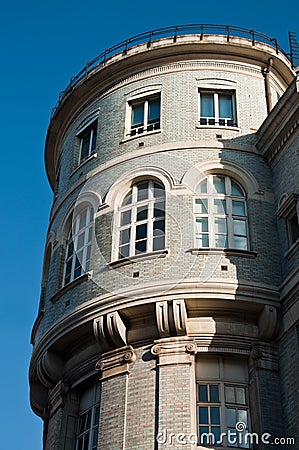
[{"x1": 29, "y1": 25, "x2": 299, "y2": 449}]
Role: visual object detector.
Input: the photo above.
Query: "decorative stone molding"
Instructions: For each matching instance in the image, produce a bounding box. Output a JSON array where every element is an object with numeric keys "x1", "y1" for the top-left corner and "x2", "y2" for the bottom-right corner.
[
  {"x1": 151, "y1": 337, "x2": 197, "y2": 366},
  {"x1": 250, "y1": 343, "x2": 278, "y2": 371},
  {"x1": 258, "y1": 305, "x2": 278, "y2": 341},
  {"x1": 93, "y1": 311, "x2": 127, "y2": 353},
  {"x1": 95, "y1": 345, "x2": 136, "y2": 379},
  {"x1": 155, "y1": 299, "x2": 187, "y2": 338},
  {"x1": 48, "y1": 381, "x2": 69, "y2": 417}
]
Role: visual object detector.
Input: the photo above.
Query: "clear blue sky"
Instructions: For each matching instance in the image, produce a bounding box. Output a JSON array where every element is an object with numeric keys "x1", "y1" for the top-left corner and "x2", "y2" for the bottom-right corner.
[{"x1": 0, "y1": 1, "x2": 297, "y2": 449}]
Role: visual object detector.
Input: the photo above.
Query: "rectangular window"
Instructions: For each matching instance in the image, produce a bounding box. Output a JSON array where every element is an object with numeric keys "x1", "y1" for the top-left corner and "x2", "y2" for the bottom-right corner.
[
  {"x1": 128, "y1": 94, "x2": 160, "y2": 136},
  {"x1": 199, "y1": 90, "x2": 237, "y2": 127},
  {"x1": 76, "y1": 383, "x2": 101, "y2": 450},
  {"x1": 78, "y1": 122, "x2": 97, "y2": 164},
  {"x1": 196, "y1": 357, "x2": 251, "y2": 448}
]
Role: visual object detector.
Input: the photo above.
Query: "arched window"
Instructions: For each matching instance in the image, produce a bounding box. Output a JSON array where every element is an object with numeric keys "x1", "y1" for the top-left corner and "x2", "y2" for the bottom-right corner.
[
  {"x1": 63, "y1": 205, "x2": 94, "y2": 285},
  {"x1": 117, "y1": 180, "x2": 165, "y2": 259},
  {"x1": 195, "y1": 175, "x2": 248, "y2": 250}
]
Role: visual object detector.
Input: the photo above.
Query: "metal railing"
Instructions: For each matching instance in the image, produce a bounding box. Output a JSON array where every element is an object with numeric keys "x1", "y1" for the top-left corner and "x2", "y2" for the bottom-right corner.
[{"x1": 51, "y1": 24, "x2": 289, "y2": 118}]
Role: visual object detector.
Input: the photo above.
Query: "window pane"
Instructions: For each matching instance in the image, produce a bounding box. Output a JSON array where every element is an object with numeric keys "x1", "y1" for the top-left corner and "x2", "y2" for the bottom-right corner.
[
  {"x1": 225, "y1": 386, "x2": 235, "y2": 403},
  {"x1": 234, "y1": 236, "x2": 248, "y2": 250},
  {"x1": 136, "y1": 223, "x2": 147, "y2": 240},
  {"x1": 137, "y1": 182, "x2": 148, "y2": 201},
  {"x1": 236, "y1": 387, "x2": 246, "y2": 404},
  {"x1": 135, "y1": 240, "x2": 146, "y2": 253},
  {"x1": 201, "y1": 93, "x2": 214, "y2": 117},
  {"x1": 197, "y1": 179, "x2": 207, "y2": 193},
  {"x1": 209, "y1": 385, "x2": 219, "y2": 402},
  {"x1": 231, "y1": 180, "x2": 243, "y2": 196},
  {"x1": 77, "y1": 232, "x2": 85, "y2": 250},
  {"x1": 91, "y1": 128, "x2": 97, "y2": 152},
  {"x1": 153, "y1": 236, "x2": 165, "y2": 251},
  {"x1": 197, "y1": 234, "x2": 209, "y2": 247},
  {"x1": 210, "y1": 407, "x2": 220, "y2": 425},
  {"x1": 131, "y1": 102, "x2": 144, "y2": 127},
  {"x1": 79, "y1": 209, "x2": 87, "y2": 229},
  {"x1": 215, "y1": 234, "x2": 227, "y2": 248},
  {"x1": 232, "y1": 200, "x2": 245, "y2": 216},
  {"x1": 219, "y1": 94, "x2": 233, "y2": 118},
  {"x1": 213, "y1": 176, "x2": 226, "y2": 194},
  {"x1": 215, "y1": 217, "x2": 227, "y2": 234},
  {"x1": 92, "y1": 428, "x2": 99, "y2": 448},
  {"x1": 81, "y1": 134, "x2": 91, "y2": 160},
  {"x1": 196, "y1": 218, "x2": 208, "y2": 233},
  {"x1": 233, "y1": 219, "x2": 247, "y2": 236},
  {"x1": 211, "y1": 426, "x2": 221, "y2": 443},
  {"x1": 199, "y1": 407, "x2": 208, "y2": 424},
  {"x1": 137, "y1": 206, "x2": 148, "y2": 222},
  {"x1": 154, "y1": 201, "x2": 165, "y2": 218},
  {"x1": 120, "y1": 229, "x2": 130, "y2": 245},
  {"x1": 153, "y1": 183, "x2": 165, "y2": 198},
  {"x1": 154, "y1": 219, "x2": 165, "y2": 235},
  {"x1": 238, "y1": 409, "x2": 248, "y2": 425},
  {"x1": 121, "y1": 210, "x2": 131, "y2": 226},
  {"x1": 200, "y1": 427, "x2": 213, "y2": 445},
  {"x1": 148, "y1": 97, "x2": 160, "y2": 123},
  {"x1": 83, "y1": 435, "x2": 89, "y2": 450},
  {"x1": 67, "y1": 240, "x2": 74, "y2": 258},
  {"x1": 214, "y1": 199, "x2": 226, "y2": 214},
  {"x1": 122, "y1": 190, "x2": 132, "y2": 206},
  {"x1": 195, "y1": 198, "x2": 208, "y2": 213},
  {"x1": 226, "y1": 408, "x2": 237, "y2": 427},
  {"x1": 198, "y1": 385, "x2": 208, "y2": 402},
  {"x1": 119, "y1": 245, "x2": 129, "y2": 259}
]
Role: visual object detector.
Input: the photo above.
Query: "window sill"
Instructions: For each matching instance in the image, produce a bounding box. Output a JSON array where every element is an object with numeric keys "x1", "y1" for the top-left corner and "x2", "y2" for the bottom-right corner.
[
  {"x1": 109, "y1": 249, "x2": 168, "y2": 268},
  {"x1": 50, "y1": 271, "x2": 92, "y2": 303},
  {"x1": 189, "y1": 248, "x2": 257, "y2": 258},
  {"x1": 120, "y1": 129, "x2": 162, "y2": 144},
  {"x1": 196, "y1": 124, "x2": 240, "y2": 132},
  {"x1": 70, "y1": 153, "x2": 97, "y2": 177},
  {"x1": 284, "y1": 238, "x2": 299, "y2": 260}
]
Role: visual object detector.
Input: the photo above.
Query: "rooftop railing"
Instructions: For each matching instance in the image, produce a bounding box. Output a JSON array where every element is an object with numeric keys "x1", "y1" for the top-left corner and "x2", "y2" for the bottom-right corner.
[{"x1": 51, "y1": 24, "x2": 290, "y2": 118}]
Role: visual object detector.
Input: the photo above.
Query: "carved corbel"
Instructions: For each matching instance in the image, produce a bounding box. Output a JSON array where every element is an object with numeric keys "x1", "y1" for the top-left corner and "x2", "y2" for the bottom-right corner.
[
  {"x1": 155, "y1": 299, "x2": 187, "y2": 338},
  {"x1": 151, "y1": 337, "x2": 197, "y2": 366},
  {"x1": 258, "y1": 305, "x2": 277, "y2": 341},
  {"x1": 36, "y1": 350, "x2": 64, "y2": 388},
  {"x1": 48, "y1": 380, "x2": 69, "y2": 417},
  {"x1": 95, "y1": 345, "x2": 136, "y2": 379},
  {"x1": 93, "y1": 311, "x2": 127, "y2": 352}
]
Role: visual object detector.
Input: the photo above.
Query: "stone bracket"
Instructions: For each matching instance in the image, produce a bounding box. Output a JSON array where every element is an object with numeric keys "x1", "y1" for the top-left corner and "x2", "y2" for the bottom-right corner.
[
  {"x1": 258, "y1": 305, "x2": 277, "y2": 341},
  {"x1": 36, "y1": 350, "x2": 64, "y2": 388},
  {"x1": 48, "y1": 381, "x2": 69, "y2": 418},
  {"x1": 156, "y1": 299, "x2": 187, "y2": 338},
  {"x1": 151, "y1": 337, "x2": 197, "y2": 366},
  {"x1": 95, "y1": 345, "x2": 136, "y2": 380},
  {"x1": 93, "y1": 311, "x2": 127, "y2": 352}
]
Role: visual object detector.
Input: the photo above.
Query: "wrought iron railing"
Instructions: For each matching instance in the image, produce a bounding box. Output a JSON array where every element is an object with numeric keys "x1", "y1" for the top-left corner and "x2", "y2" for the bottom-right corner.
[{"x1": 51, "y1": 24, "x2": 289, "y2": 118}]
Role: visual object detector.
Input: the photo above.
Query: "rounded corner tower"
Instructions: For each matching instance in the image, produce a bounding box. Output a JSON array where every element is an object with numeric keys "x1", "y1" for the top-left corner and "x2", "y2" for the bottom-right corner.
[{"x1": 30, "y1": 25, "x2": 299, "y2": 449}]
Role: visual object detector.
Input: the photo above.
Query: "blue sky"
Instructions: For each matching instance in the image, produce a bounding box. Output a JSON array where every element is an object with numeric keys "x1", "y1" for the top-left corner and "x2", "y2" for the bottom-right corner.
[{"x1": 0, "y1": 1, "x2": 297, "y2": 449}]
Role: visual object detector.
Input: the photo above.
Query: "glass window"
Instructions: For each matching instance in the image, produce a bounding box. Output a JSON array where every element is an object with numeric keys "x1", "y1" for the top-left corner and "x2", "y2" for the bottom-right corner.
[
  {"x1": 117, "y1": 180, "x2": 165, "y2": 259},
  {"x1": 128, "y1": 94, "x2": 160, "y2": 136},
  {"x1": 199, "y1": 90, "x2": 237, "y2": 127},
  {"x1": 194, "y1": 175, "x2": 248, "y2": 250},
  {"x1": 197, "y1": 358, "x2": 251, "y2": 449},
  {"x1": 63, "y1": 206, "x2": 94, "y2": 286},
  {"x1": 78, "y1": 122, "x2": 97, "y2": 164},
  {"x1": 76, "y1": 383, "x2": 100, "y2": 450}
]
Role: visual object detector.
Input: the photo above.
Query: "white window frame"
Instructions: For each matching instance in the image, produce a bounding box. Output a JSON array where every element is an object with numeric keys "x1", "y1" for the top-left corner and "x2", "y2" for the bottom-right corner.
[
  {"x1": 199, "y1": 90, "x2": 237, "y2": 127},
  {"x1": 116, "y1": 180, "x2": 165, "y2": 260},
  {"x1": 126, "y1": 91, "x2": 161, "y2": 137},
  {"x1": 77, "y1": 120, "x2": 98, "y2": 164},
  {"x1": 63, "y1": 205, "x2": 94, "y2": 286},
  {"x1": 194, "y1": 175, "x2": 249, "y2": 250}
]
